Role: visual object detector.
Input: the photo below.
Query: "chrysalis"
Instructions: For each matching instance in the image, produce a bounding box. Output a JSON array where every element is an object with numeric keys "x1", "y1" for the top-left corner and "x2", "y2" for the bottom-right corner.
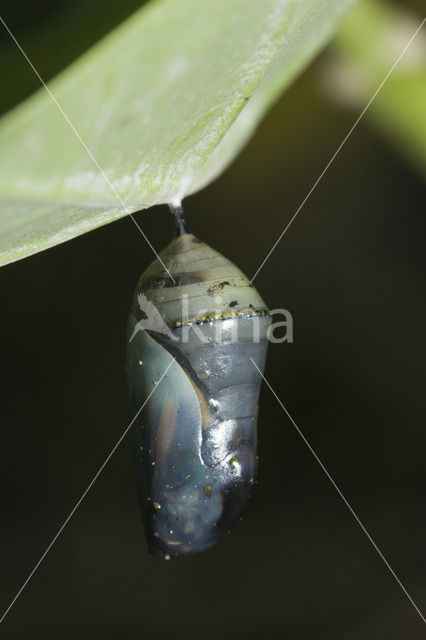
[{"x1": 127, "y1": 208, "x2": 270, "y2": 557}]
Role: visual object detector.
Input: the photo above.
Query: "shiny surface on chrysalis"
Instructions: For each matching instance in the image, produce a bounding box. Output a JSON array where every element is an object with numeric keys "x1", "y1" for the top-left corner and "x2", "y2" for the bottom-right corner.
[{"x1": 127, "y1": 228, "x2": 270, "y2": 557}]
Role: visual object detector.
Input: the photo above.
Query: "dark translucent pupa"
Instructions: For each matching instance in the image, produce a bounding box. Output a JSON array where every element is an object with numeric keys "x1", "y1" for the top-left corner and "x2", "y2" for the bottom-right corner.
[{"x1": 127, "y1": 210, "x2": 270, "y2": 557}]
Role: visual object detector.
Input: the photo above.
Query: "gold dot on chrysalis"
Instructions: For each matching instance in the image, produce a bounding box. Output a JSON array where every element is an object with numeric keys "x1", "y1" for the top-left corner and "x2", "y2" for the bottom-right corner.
[{"x1": 203, "y1": 484, "x2": 212, "y2": 497}]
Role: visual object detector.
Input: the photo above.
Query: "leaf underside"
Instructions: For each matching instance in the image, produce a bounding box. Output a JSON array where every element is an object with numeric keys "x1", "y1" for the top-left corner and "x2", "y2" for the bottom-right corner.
[{"x1": 0, "y1": 0, "x2": 356, "y2": 266}]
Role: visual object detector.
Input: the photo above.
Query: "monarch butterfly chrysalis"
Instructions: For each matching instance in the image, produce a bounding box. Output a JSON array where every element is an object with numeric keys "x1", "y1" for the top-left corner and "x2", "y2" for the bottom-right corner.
[{"x1": 127, "y1": 206, "x2": 270, "y2": 557}]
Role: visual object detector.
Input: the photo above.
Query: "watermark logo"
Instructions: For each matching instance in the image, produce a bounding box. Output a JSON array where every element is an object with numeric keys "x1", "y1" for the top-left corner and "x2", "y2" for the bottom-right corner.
[
  {"x1": 129, "y1": 293, "x2": 293, "y2": 344},
  {"x1": 129, "y1": 294, "x2": 178, "y2": 342}
]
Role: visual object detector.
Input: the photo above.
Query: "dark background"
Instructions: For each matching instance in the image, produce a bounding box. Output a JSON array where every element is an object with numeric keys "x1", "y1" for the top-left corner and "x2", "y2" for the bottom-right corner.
[{"x1": 0, "y1": 1, "x2": 425, "y2": 637}]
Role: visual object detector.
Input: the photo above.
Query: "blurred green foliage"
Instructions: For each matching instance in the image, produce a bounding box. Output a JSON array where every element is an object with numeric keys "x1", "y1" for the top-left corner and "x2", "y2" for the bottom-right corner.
[{"x1": 325, "y1": 0, "x2": 426, "y2": 175}]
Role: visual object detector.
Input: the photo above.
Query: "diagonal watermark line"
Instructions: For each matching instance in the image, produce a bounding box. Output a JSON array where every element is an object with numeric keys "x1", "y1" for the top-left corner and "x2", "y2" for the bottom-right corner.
[
  {"x1": 0, "y1": 358, "x2": 175, "y2": 626},
  {"x1": 0, "y1": 16, "x2": 175, "y2": 283},
  {"x1": 250, "y1": 357, "x2": 426, "y2": 625},
  {"x1": 250, "y1": 16, "x2": 426, "y2": 284}
]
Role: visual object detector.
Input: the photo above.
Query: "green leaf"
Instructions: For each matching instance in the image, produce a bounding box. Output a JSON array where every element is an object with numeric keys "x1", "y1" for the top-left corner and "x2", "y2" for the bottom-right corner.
[
  {"x1": 0, "y1": 0, "x2": 356, "y2": 266},
  {"x1": 322, "y1": 0, "x2": 426, "y2": 176}
]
